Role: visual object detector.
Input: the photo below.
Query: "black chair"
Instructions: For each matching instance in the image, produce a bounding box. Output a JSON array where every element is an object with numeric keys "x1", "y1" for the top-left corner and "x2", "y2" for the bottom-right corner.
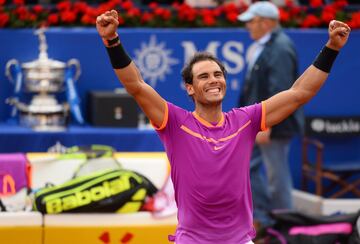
[{"x1": 301, "y1": 137, "x2": 360, "y2": 198}]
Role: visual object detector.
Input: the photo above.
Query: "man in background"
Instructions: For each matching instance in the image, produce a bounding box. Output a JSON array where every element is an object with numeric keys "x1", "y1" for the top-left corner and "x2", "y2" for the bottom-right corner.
[{"x1": 238, "y1": 1, "x2": 305, "y2": 231}]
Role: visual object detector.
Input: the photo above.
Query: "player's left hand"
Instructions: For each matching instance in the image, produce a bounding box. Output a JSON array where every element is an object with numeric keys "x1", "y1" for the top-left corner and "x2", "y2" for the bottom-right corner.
[{"x1": 326, "y1": 20, "x2": 351, "y2": 51}]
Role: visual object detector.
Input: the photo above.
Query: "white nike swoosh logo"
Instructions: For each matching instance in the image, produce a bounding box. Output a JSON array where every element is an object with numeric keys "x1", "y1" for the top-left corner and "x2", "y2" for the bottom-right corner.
[{"x1": 214, "y1": 145, "x2": 224, "y2": 150}]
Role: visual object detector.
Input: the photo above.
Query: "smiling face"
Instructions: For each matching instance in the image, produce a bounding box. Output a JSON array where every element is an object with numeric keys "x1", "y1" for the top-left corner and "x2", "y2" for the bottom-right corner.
[{"x1": 185, "y1": 60, "x2": 227, "y2": 106}]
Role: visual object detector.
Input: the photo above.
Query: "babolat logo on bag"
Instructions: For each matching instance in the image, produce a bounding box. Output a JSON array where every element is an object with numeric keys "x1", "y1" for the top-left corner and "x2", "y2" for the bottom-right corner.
[{"x1": 33, "y1": 169, "x2": 157, "y2": 214}]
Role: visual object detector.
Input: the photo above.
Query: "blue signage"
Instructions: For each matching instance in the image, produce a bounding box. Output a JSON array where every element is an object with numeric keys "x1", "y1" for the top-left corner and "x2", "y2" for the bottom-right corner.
[{"x1": 0, "y1": 28, "x2": 359, "y2": 123}]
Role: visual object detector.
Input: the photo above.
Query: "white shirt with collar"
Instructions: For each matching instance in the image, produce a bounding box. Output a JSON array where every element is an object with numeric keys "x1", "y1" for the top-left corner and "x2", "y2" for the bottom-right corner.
[{"x1": 246, "y1": 32, "x2": 272, "y2": 73}]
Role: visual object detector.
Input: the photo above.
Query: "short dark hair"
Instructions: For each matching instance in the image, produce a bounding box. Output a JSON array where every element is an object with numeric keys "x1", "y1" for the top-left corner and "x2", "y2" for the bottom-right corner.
[{"x1": 181, "y1": 52, "x2": 227, "y2": 84}]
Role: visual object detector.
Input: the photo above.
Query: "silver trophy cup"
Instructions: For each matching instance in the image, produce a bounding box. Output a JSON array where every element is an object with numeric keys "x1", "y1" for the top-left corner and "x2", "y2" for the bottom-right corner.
[{"x1": 6, "y1": 28, "x2": 81, "y2": 131}]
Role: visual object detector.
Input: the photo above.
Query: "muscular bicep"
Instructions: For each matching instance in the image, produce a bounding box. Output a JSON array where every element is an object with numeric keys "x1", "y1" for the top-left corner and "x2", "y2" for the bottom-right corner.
[
  {"x1": 264, "y1": 89, "x2": 302, "y2": 128},
  {"x1": 114, "y1": 62, "x2": 166, "y2": 128},
  {"x1": 264, "y1": 65, "x2": 328, "y2": 128},
  {"x1": 133, "y1": 83, "x2": 166, "y2": 128},
  {"x1": 262, "y1": 55, "x2": 299, "y2": 128}
]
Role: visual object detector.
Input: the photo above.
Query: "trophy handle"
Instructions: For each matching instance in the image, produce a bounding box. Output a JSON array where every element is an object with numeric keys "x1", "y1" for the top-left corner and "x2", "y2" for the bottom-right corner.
[
  {"x1": 5, "y1": 59, "x2": 20, "y2": 84},
  {"x1": 67, "y1": 59, "x2": 81, "y2": 82}
]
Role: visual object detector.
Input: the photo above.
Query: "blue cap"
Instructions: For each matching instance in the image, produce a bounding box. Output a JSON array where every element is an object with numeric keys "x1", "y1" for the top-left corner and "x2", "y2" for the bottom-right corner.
[{"x1": 238, "y1": 2, "x2": 279, "y2": 22}]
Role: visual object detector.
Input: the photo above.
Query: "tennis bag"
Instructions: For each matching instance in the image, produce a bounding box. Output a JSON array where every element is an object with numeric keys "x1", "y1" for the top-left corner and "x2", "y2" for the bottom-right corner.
[{"x1": 33, "y1": 169, "x2": 157, "y2": 214}]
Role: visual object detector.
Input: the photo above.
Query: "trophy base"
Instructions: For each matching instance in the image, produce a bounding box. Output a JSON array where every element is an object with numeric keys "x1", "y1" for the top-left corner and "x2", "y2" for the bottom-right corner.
[
  {"x1": 7, "y1": 95, "x2": 70, "y2": 132},
  {"x1": 32, "y1": 124, "x2": 67, "y2": 132},
  {"x1": 19, "y1": 112, "x2": 69, "y2": 132}
]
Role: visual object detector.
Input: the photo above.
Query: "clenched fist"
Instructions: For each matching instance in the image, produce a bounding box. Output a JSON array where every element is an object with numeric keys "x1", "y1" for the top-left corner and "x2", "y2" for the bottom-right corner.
[
  {"x1": 96, "y1": 10, "x2": 119, "y2": 40},
  {"x1": 327, "y1": 20, "x2": 351, "y2": 51}
]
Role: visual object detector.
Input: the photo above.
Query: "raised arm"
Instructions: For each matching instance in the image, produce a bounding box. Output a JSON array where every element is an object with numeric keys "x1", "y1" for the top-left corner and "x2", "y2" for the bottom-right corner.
[
  {"x1": 96, "y1": 10, "x2": 166, "y2": 128},
  {"x1": 264, "y1": 20, "x2": 351, "y2": 128}
]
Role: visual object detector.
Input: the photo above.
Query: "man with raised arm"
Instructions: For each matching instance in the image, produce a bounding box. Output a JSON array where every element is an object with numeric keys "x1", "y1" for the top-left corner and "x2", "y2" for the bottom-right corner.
[{"x1": 96, "y1": 10, "x2": 350, "y2": 244}]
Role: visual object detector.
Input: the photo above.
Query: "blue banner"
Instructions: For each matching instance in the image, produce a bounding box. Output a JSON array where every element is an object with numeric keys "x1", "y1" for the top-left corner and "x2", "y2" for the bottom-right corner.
[{"x1": 0, "y1": 28, "x2": 359, "y2": 123}]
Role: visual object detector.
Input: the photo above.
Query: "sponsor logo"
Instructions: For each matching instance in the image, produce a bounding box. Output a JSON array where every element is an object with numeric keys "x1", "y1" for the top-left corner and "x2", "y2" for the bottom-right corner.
[
  {"x1": 134, "y1": 35, "x2": 179, "y2": 87},
  {"x1": 45, "y1": 176, "x2": 134, "y2": 213},
  {"x1": 307, "y1": 117, "x2": 360, "y2": 135},
  {"x1": 311, "y1": 119, "x2": 326, "y2": 132},
  {"x1": 214, "y1": 145, "x2": 225, "y2": 150},
  {"x1": 134, "y1": 37, "x2": 248, "y2": 92}
]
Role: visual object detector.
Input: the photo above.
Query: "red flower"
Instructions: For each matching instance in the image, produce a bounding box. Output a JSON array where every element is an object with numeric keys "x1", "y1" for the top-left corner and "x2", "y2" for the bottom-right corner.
[
  {"x1": 0, "y1": 0, "x2": 358, "y2": 29},
  {"x1": 154, "y1": 8, "x2": 164, "y2": 17},
  {"x1": 285, "y1": 0, "x2": 295, "y2": 7},
  {"x1": 12, "y1": 0, "x2": 24, "y2": 5},
  {"x1": 13, "y1": 5, "x2": 27, "y2": 16},
  {"x1": 96, "y1": 5, "x2": 111, "y2": 16},
  {"x1": 323, "y1": 5, "x2": 337, "y2": 14},
  {"x1": 223, "y1": 3, "x2": 238, "y2": 14},
  {"x1": 126, "y1": 8, "x2": 141, "y2": 18},
  {"x1": 81, "y1": 14, "x2": 95, "y2": 25},
  {"x1": 321, "y1": 9, "x2": 336, "y2": 24},
  {"x1": 171, "y1": 2, "x2": 180, "y2": 9},
  {"x1": 117, "y1": 15, "x2": 125, "y2": 25},
  {"x1": 73, "y1": 2, "x2": 88, "y2": 14},
  {"x1": 226, "y1": 12, "x2": 239, "y2": 23},
  {"x1": 222, "y1": 3, "x2": 239, "y2": 23},
  {"x1": 57, "y1": 1, "x2": 72, "y2": 12},
  {"x1": 347, "y1": 12, "x2": 360, "y2": 29},
  {"x1": 32, "y1": 4, "x2": 44, "y2": 15},
  {"x1": 333, "y1": 0, "x2": 348, "y2": 9},
  {"x1": 200, "y1": 9, "x2": 213, "y2": 18},
  {"x1": 301, "y1": 14, "x2": 321, "y2": 28},
  {"x1": 279, "y1": 8, "x2": 290, "y2": 22},
  {"x1": 141, "y1": 12, "x2": 154, "y2": 23},
  {"x1": 60, "y1": 10, "x2": 77, "y2": 23},
  {"x1": 84, "y1": 7, "x2": 98, "y2": 19},
  {"x1": 47, "y1": 13, "x2": 59, "y2": 25},
  {"x1": 0, "y1": 12, "x2": 9, "y2": 27},
  {"x1": 212, "y1": 8, "x2": 222, "y2": 17},
  {"x1": 148, "y1": 2, "x2": 159, "y2": 10},
  {"x1": 177, "y1": 4, "x2": 197, "y2": 22},
  {"x1": 202, "y1": 15, "x2": 215, "y2": 26},
  {"x1": 121, "y1": 1, "x2": 133, "y2": 11},
  {"x1": 289, "y1": 6, "x2": 303, "y2": 16},
  {"x1": 109, "y1": 0, "x2": 121, "y2": 7},
  {"x1": 26, "y1": 13, "x2": 37, "y2": 22},
  {"x1": 103, "y1": 0, "x2": 120, "y2": 10},
  {"x1": 14, "y1": 5, "x2": 36, "y2": 22},
  {"x1": 309, "y1": 0, "x2": 323, "y2": 8},
  {"x1": 161, "y1": 9, "x2": 172, "y2": 21}
]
